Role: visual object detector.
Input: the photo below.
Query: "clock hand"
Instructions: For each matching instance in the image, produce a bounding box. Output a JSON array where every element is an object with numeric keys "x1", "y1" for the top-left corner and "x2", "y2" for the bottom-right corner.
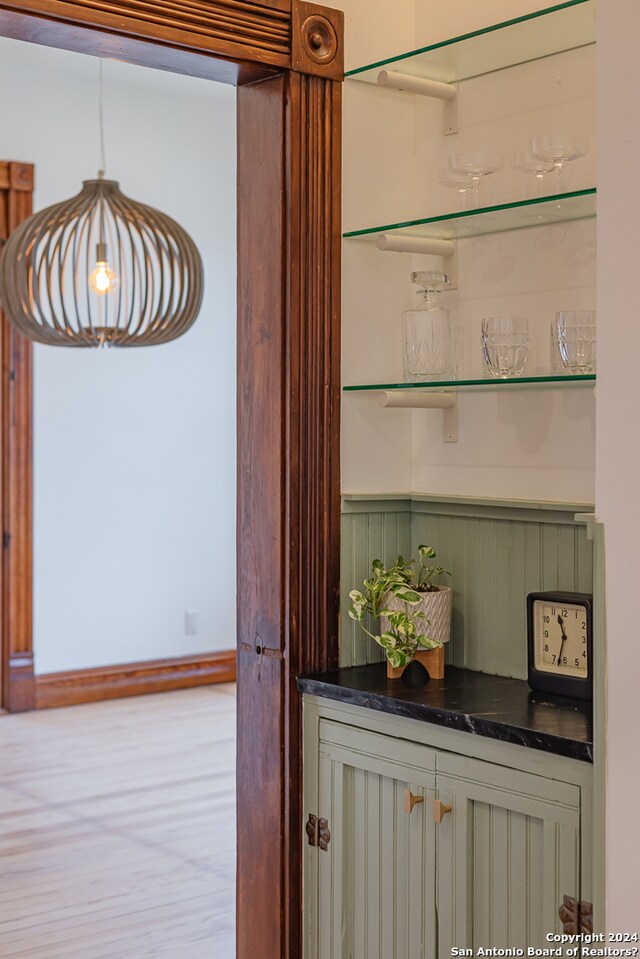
[{"x1": 557, "y1": 614, "x2": 567, "y2": 668}]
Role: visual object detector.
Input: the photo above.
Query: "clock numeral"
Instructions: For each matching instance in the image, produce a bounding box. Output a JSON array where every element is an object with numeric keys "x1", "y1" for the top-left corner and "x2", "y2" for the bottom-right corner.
[
  {"x1": 562, "y1": 656, "x2": 568, "y2": 665},
  {"x1": 582, "y1": 636, "x2": 587, "y2": 644},
  {"x1": 574, "y1": 658, "x2": 580, "y2": 668},
  {"x1": 581, "y1": 621, "x2": 586, "y2": 629},
  {"x1": 544, "y1": 644, "x2": 549, "y2": 652},
  {"x1": 582, "y1": 650, "x2": 586, "y2": 658},
  {"x1": 562, "y1": 609, "x2": 568, "y2": 617},
  {"x1": 543, "y1": 615, "x2": 550, "y2": 624},
  {"x1": 543, "y1": 630, "x2": 549, "y2": 638}
]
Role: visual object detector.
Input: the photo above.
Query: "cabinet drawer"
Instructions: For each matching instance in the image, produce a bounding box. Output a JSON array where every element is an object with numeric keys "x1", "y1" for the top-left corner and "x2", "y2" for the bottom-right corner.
[
  {"x1": 319, "y1": 717, "x2": 437, "y2": 781},
  {"x1": 437, "y1": 750, "x2": 581, "y2": 813}
]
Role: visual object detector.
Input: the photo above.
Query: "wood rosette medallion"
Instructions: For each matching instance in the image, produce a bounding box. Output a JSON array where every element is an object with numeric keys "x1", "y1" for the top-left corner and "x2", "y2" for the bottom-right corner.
[{"x1": 292, "y1": 0, "x2": 343, "y2": 78}]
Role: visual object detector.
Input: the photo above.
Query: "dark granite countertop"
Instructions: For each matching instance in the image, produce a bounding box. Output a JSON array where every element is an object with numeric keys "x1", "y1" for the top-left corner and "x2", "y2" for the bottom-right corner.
[{"x1": 297, "y1": 664, "x2": 593, "y2": 763}]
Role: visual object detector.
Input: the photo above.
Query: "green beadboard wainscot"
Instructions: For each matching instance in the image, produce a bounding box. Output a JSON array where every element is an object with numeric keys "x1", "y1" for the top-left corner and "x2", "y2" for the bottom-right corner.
[{"x1": 340, "y1": 494, "x2": 594, "y2": 679}]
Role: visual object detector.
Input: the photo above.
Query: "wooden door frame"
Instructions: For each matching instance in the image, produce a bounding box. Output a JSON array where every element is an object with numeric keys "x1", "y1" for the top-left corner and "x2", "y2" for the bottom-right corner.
[
  {"x1": 0, "y1": 2, "x2": 342, "y2": 957},
  {"x1": 1, "y1": 160, "x2": 35, "y2": 713}
]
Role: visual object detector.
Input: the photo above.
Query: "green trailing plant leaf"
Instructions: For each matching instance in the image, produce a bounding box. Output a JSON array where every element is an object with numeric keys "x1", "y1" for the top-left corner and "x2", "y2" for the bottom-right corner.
[
  {"x1": 416, "y1": 633, "x2": 441, "y2": 650},
  {"x1": 418, "y1": 545, "x2": 436, "y2": 561},
  {"x1": 348, "y1": 548, "x2": 451, "y2": 668},
  {"x1": 390, "y1": 585, "x2": 422, "y2": 604}
]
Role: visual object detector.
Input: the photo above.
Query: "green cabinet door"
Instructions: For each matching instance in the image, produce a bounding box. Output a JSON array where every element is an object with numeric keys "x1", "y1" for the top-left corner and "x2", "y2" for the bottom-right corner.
[
  {"x1": 314, "y1": 720, "x2": 437, "y2": 959},
  {"x1": 435, "y1": 752, "x2": 582, "y2": 953},
  {"x1": 303, "y1": 704, "x2": 590, "y2": 959}
]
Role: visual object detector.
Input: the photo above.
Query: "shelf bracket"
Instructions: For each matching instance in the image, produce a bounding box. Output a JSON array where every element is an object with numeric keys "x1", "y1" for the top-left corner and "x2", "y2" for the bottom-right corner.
[
  {"x1": 575, "y1": 512, "x2": 596, "y2": 541},
  {"x1": 377, "y1": 70, "x2": 458, "y2": 135},
  {"x1": 375, "y1": 234, "x2": 458, "y2": 290},
  {"x1": 442, "y1": 87, "x2": 458, "y2": 136},
  {"x1": 377, "y1": 390, "x2": 458, "y2": 442}
]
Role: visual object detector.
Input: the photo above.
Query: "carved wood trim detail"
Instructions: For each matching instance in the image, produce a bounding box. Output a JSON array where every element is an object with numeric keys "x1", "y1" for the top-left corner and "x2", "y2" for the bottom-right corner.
[
  {"x1": 0, "y1": 0, "x2": 292, "y2": 68},
  {"x1": 292, "y1": 0, "x2": 343, "y2": 78},
  {"x1": 286, "y1": 71, "x2": 341, "y2": 679},
  {"x1": 1, "y1": 161, "x2": 34, "y2": 714},
  {"x1": 283, "y1": 66, "x2": 341, "y2": 958},
  {"x1": 236, "y1": 62, "x2": 341, "y2": 959}
]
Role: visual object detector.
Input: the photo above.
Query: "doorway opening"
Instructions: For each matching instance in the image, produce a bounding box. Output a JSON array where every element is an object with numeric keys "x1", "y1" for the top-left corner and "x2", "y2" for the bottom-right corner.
[{"x1": 0, "y1": 36, "x2": 238, "y2": 956}]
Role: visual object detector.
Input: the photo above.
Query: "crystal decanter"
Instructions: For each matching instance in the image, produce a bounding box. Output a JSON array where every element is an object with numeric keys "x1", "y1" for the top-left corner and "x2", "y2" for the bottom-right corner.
[{"x1": 403, "y1": 271, "x2": 452, "y2": 381}]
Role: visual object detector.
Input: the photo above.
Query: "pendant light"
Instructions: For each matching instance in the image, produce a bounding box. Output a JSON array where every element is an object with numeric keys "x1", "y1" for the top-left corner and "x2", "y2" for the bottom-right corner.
[{"x1": 0, "y1": 62, "x2": 203, "y2": 348}]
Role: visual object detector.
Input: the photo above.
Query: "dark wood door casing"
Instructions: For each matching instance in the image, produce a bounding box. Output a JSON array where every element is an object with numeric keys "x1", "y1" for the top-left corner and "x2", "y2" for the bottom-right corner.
[
  {"x1": 236, "y1": 16, "x2": 342, "y2": 951},
  {"x1": 0, "y1": 0, "x2": 343, "y2": 84},
  {"x1": 0, "y1": 1, "x2": 343, "y2": 955},
  {"x1": 283, "y1": 63, "x2": 342, "y2": 955},
  {"x1": 0, "y1": 0, "x2": 290, "y2": 77},
  {"x1": 0, "y1": 161, "x2": 35, "y2": 714}
]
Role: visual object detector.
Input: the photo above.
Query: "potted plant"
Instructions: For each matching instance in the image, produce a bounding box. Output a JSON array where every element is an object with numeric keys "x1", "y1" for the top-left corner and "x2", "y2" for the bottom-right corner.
[{"x1": 348, "y1": 546, "x2": 452, "y2": 680}]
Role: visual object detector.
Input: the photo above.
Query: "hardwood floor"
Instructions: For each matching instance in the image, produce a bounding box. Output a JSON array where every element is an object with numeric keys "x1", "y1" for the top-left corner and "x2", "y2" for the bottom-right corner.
[{"x1": 0, "y1": 685, "x2": 236, "y2": 958}]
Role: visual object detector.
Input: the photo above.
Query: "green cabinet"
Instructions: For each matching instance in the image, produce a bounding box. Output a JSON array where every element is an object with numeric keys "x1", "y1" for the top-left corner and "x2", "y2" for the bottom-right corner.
[
  {"x1": 436, "y1": 753, "x2": 581, "y2": 951},
  {"x1": 303, "y1": 698, "x2": 592, "y2": 959},
  {"x1": 315, "y1": 722, "x2": 438, "y2": 959}
]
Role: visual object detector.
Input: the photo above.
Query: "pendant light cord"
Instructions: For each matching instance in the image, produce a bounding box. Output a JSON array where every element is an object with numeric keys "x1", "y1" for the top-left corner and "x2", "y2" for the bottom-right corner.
[
  {"x1": 97, "y1": 59, "x2": 107, "y2": 249},
  {"x1": 98, "y1": 60, "x2": 107, "y2": 179}
]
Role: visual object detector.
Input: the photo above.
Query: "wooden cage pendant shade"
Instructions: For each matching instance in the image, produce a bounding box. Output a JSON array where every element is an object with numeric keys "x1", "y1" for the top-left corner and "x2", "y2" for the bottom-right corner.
[{"x1": 0, "y1": 176, "x2": 204, "y2": 347}]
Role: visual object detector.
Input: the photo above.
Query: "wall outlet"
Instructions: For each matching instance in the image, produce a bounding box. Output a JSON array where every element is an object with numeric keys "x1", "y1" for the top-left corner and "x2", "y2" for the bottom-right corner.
[{"x1": 184, "y1": 609, "x2": 199, "y2": 636}]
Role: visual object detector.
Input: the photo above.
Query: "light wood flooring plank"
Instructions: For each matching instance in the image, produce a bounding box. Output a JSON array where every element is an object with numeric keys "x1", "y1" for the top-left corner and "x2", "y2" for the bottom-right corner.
[{"x1": 0, "y1": 685, "x2": 236, "y2": 958}]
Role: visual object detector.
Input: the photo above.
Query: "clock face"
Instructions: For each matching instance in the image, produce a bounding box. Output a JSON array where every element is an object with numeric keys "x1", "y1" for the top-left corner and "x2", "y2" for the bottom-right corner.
[{"x1": 533, "y1": 599, "x2": 588, "y2": 678}]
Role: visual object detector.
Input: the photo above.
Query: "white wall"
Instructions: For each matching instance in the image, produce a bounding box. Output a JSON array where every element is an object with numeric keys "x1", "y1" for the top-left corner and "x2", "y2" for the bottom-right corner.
[
  {"x1": 0, "y1": 40, "x2": 236, "y2": 673},
  {"x1": 338, "y1": 0, "x2": 596, "y2": 502},
  {"x1": 596, "y1": 0, "x2": 640, "y2": 928}
]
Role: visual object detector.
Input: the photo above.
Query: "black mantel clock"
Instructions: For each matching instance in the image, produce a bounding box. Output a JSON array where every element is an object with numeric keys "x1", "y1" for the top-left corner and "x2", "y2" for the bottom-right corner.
[{"x1": 527, "y1": 591, "x2": 593, "y2": 701}]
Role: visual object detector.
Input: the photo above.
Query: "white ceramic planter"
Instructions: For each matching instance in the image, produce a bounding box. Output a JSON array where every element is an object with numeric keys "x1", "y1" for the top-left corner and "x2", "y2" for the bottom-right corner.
[
  {"x1": 381, "y1": 585, "x2": 452, "y2": 679},
  {"x1": 381, "y1": 584, "x2": 452, "y2": 646}
]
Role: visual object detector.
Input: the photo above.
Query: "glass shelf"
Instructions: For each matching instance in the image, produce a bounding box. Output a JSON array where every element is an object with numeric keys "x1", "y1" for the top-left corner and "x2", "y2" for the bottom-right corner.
[
  {"x1": 346, "y1": 0, "x2": 595, "y2": 86},
  {"x1": 344, "y1": 373, "x2": 596, "y2": 392},
  {"x1": 343, "y1": 189, "x2": 596, "y2": 244}
]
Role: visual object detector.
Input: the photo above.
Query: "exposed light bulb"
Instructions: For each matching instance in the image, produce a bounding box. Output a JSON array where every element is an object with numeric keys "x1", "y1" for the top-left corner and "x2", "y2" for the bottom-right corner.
[{"x1": 88, "y1": 242, "x2": 118, "y2": 296}]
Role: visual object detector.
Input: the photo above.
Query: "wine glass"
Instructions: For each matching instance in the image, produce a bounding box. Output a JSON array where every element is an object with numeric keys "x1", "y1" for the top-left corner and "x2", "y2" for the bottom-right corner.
[
  {"x1": 512, "y1": 150, "x2": 556, "y2": 197},
  {"x1": 440, "y1": 176, "x2": 476, "y2": 211},
  {"x1": 447, "y1": 152, "x2": 504, "y2": 209},
  {"x1": 529, "y1": 135, "x2": 589, "y2": 194}
]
